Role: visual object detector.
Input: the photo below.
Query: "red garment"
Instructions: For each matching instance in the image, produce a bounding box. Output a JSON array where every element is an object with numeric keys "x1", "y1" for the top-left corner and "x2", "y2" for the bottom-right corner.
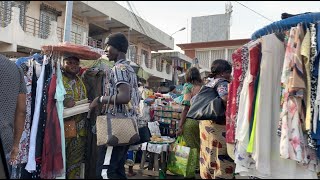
[
  {"x1": 248, "y1": 43, "x2": 261, "y2": 123},
  {"x1": 226, "y1": 48, "x2": 243, "y2": 143},
  {"x1": 41, "y1": 74, "x2": 64, "y2": 178}
]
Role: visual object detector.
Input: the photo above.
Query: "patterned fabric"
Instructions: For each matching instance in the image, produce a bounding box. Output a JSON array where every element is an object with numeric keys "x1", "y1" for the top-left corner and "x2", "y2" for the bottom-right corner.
[
  {"x1": 182, "y1": 119, "x2": 200, "y2": 149},
  {"x1": 106, "y1": 59, "x2": 140, "y2": 117},
  {"x1": 199, "y1": 121, "x2": 235, "y2": 179},
  {"x1": 225, "y1": 45, "x2": 250, "y2": 144},
  {"x1": 308, "y1": 23, "x2": 318, "y2": 149},
  {"x1": 17, "y1": 60, "x2": 33, "y2": 164},
  {"x1": 234, "y1": 49, "x2": 260, "y2": 173},
  {"x1": 205, "y1": 78, "x2": 229, "y2": 97},
  {"x1": 279, "y1": 24, "x2": 315, "y2": 163},
  {"x1": 63, "y1": 74, "x2": 88, "y2": 179},
  {"x1": 225, "y1": 48, "x2": 241, "y2": 144},
  {"x1": 279, "y1": 25, "x2": 305, "y2": 161}
]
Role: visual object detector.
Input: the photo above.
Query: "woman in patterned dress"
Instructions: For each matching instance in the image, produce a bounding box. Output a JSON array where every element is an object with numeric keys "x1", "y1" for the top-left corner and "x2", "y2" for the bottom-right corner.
[
  {"x1": 199, "y1": 59, "x2": 235, "y2": 179},
  {"x1": 62, "y1": 56, "x2": 88, "y2": 179},
  {"x1": 176, "y1": 67, "x2": 202, "y2": 172}
]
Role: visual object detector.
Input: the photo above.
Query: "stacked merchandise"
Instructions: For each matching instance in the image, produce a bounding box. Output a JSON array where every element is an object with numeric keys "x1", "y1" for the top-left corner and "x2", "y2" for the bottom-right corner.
[{"x1": 153, "y1": 104, "x2": 182, "y2": 138}]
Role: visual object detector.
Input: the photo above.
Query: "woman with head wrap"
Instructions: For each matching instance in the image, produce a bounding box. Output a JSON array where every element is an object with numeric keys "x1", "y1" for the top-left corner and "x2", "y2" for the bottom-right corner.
[{"x1": 62, "y1": 55, "x2": 88, "y2": 179}]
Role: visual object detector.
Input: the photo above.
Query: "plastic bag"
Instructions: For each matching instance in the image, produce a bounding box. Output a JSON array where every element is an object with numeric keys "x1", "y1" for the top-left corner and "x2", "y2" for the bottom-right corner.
[{"x1": 167, "y1": 136, "x2": 197, "y2": 178}]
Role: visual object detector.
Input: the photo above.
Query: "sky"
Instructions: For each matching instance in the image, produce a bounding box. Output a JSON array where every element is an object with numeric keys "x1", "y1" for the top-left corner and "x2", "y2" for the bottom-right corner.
[{"x1": 116, "y1": 1, "x2": 320, "y2": 52}]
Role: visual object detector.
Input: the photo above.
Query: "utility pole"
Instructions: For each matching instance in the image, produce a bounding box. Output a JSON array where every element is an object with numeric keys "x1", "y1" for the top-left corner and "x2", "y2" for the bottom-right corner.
[{"x1": 63, "y1": 1, "x2": 73, "y2": 42}]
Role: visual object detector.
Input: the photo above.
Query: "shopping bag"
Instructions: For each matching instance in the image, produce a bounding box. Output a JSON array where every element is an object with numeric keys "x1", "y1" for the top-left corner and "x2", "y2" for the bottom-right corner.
[{"x1": 167, "y1": 136, "x2": 197, "y2": 178}]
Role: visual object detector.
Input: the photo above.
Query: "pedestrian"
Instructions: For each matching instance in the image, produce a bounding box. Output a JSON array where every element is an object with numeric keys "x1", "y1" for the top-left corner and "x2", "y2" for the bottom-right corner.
[
  {"x1": 199, "y1": 59, "x2": 235, "y2": 179},
  {"x1": 166, "y1": 85, "x2": 179, "y2": 99},
  {"x1": 0, "y1": 54, "x2": 27, "y2": 177},
  {"x1": 176, "y1": 67, "x2": 203, "y2": 175},
  {"x1": 62, "y1": 55, "x2": 88, "y2": 179},
  {"x1": 89, "y1": 32, "x2": 140, "y2": 179}
]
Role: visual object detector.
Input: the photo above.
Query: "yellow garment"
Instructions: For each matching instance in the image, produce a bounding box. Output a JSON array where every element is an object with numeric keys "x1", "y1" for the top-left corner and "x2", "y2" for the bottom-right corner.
[
  {"x1": 301, "y1": 28, "x2": 311, "y2": 130},
  {"x1": 247, "y1": 79, "x2": 260, "y2": 153}
]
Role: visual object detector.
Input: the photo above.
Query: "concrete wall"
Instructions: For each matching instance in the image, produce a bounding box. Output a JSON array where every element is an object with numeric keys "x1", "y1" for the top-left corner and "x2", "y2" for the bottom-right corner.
[
  {"x1": 191, "y1": 13, "x2": 231, "y2": 43},
  {"x1": 0, "y1": 7, "x2": 60, "y2": 52},
  {"x1": 81, "y1": 1, "x2": 174, "y2": 50}
]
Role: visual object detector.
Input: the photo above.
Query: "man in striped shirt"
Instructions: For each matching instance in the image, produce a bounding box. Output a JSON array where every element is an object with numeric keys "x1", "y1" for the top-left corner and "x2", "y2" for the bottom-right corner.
[{"x1": 89, "y1": 32, "x2": 140, "y2": 179}]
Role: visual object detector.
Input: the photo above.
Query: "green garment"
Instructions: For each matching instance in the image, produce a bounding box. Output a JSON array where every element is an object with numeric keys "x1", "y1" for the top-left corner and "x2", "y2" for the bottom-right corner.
[{"x1": 247, "y1": 79, "x2": 261, "y2": 153}]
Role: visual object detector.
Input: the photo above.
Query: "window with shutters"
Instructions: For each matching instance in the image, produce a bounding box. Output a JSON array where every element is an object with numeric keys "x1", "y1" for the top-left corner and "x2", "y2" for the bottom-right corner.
[
  {"x1": 39, "y1": 3, "x2": 61, "y2": 39},
  {"x1": 227, "y1": 48, "x2": 237, "y2": 62},
  {"x1": 195, "y1": 50, "x2": 210, "y2": 68},
  {"x1": 210, "y1": 49, "x2": 225, "y2": 62},
  {"x1": 0, "y1": 1, "x2": 27, "y2": 28}
]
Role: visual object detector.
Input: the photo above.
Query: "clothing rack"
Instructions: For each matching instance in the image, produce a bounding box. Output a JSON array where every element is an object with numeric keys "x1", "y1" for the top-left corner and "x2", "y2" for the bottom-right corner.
[{"x1": 251, "y1": 12, "x2": 320, "y2": 40}]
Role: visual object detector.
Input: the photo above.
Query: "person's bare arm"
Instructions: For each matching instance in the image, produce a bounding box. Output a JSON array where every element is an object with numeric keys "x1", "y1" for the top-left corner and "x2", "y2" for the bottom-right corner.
[
  {"x1": 221, "y1": 95, "x2": 228, "y2": 107},
  {"x1": 10, "y1": 93, "x2": 26, "y2": 164},
  {"x1": 176, "y1": 105, "x2": 190, "y2": 136}
]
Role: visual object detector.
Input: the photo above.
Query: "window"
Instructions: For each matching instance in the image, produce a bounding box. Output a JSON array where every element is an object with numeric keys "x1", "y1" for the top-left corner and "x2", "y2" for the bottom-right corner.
[
  {"x1": 141, "y1": 49, "x2": 151, "y2": 68},
  {"x1": 0, "y1": 1, "x2": 27, "y2": 28},
  {"x1": 39, "y1": 3, "x2": 61, "y2": 39},
  {"x1": 71, "y1": 23, "x2": 86, "y2": 44},
  {"x1": 195, "y1": 50, "x2": 210, "y2": 68},
  {"x1": 227, "y1": 48, "x2": 237, "y2": 62},
  {"x1": 127, "y1": 45, "x2": 137, "y2": 62},
  {"x1": 210, "y1": 49, "x2": 225, "y2": 62}
]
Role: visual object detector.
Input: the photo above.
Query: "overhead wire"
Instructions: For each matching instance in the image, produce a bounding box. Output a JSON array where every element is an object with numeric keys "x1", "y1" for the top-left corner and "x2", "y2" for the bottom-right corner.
[{"x1": 234, "y1": 1, "x2": 274, "y2": 22}]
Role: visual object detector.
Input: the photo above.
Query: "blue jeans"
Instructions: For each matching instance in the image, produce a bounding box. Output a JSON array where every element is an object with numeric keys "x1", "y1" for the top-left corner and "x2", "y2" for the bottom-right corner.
[{"x1": 96, "y1": 145, "x2": 130, "y2": 179}]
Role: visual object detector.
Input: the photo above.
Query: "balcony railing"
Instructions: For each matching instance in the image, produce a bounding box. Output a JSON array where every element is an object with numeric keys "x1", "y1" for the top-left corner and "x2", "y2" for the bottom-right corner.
[
  {"x1": 57, "y1": 27, "x2": 82, "y2": 45},
  {"x1": 57, "y1": 27, "x2": 63, "y2": 42},
  {"x1": 87, "y1": 37, "x2": 104, "y2": 49},
  {"x1": 23, "y1": 15, "x2": 51, "y2": 39},
  {"x1": 0, "y1": 6, "x2": 12, "y2": 28}
]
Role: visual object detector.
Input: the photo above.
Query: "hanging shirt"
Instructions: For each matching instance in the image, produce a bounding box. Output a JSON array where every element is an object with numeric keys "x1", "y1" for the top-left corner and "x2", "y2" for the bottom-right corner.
[
  {"x1": 55, "y1": 63, "x2": 67, "y2": 179},
  {"x1": 25, "y1": 57, "x2": 47, "y2": 172},
  {"x1": 41, "y1": 74, "x2": 63, "y2": 179},
  {"x1": 16, "y1": 60, "x2": 34, "y2": 164},
  {"x1": 225, "y1": 48, "x2": 242, "y2": 144}
]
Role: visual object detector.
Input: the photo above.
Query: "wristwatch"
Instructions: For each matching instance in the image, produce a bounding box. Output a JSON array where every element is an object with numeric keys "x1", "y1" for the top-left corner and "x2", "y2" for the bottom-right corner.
[{"x1": 99, "y1": 96, "x2": 104, "y2": 104}]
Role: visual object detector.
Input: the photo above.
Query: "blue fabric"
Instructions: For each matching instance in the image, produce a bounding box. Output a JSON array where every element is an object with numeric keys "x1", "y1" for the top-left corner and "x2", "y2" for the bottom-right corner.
[
  {"x1": 15, "y1": 53, "x2": 43, "y2": 66},
  {"x1": 251, "y1": 12, "x2": 320, "y2": 40}
]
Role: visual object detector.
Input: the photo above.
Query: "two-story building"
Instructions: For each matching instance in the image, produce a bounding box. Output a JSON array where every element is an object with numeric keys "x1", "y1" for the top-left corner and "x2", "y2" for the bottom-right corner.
[
  {"x1": 177, "y1": 38, "x2": 250, "y2": 77},
  {"x1": 0, "y1": 1, "x2": 175, "y2": 82}
]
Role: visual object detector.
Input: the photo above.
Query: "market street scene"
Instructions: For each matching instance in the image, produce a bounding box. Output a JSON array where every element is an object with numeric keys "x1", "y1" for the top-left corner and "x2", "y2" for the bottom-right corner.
[{"x1": 1, "y1": 1, "x2": 320, "y2": 179}]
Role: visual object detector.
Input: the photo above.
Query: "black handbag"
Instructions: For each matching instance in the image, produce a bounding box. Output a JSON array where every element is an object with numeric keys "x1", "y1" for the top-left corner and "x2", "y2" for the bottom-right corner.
[
  {"x1": 133, "y1": 126, "x2": 151, "y2": 145},
  {"x1": 186, "y1": 79, "x2": 227, "y2": 123}
]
